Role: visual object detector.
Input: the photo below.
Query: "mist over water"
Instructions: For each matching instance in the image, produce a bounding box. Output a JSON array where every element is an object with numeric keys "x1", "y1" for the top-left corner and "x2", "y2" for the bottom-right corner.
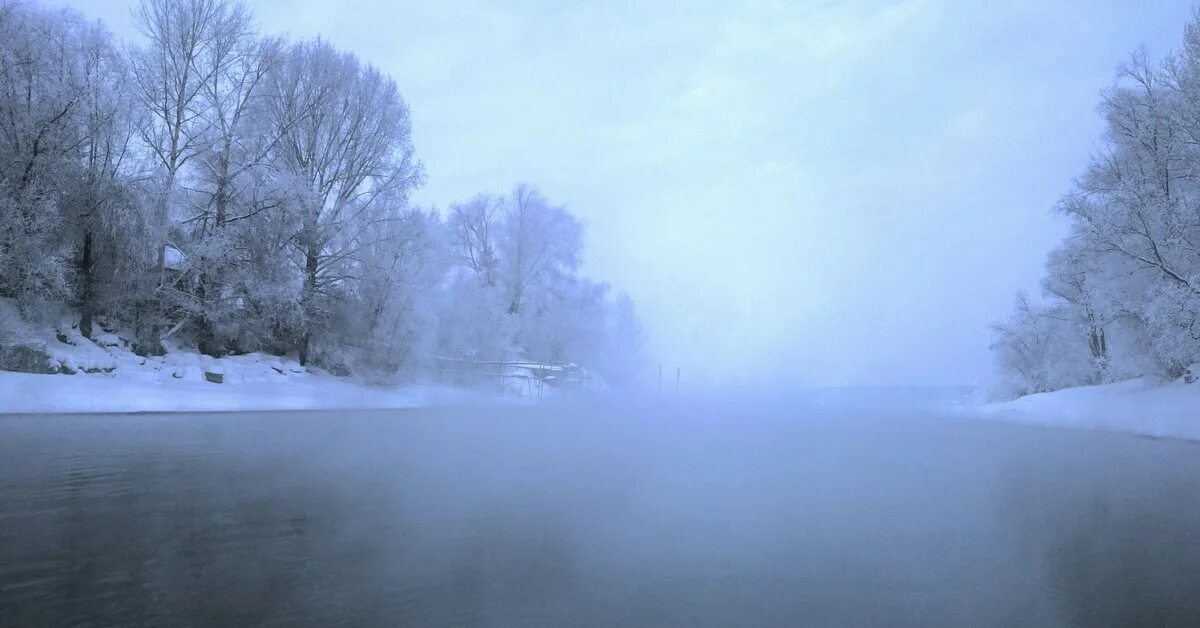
[
  {"x1": 2, "y1": 397, "x2": 1198, "y2": 626},
  {"x1": 5, "y1": 1, "x2": 1200, "y2": 626}
]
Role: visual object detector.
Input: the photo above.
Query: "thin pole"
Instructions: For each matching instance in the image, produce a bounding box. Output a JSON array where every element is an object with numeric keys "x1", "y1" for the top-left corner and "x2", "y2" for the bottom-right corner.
[
  {"x1": 658, "y1": 364, "x2": 663, "y2": 396},
  {"x1": 675, "y1": 367, "x2": 680, "y2": 398}
]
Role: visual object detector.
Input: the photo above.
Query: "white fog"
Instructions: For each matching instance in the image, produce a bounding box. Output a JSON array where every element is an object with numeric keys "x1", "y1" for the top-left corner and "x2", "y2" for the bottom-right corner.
[
  {"x1": 44, "y1": 0, "x2": 1192, "y2": 388},
  {"x1": 2, "y1": 0, "x2": 1200, "y2": 625}
]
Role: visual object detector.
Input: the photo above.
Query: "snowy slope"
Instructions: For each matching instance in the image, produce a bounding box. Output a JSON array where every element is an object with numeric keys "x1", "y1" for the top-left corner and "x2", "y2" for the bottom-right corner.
[
  {"x1": 970, "y1": 378, "x2": 1200, "y2": 441},
  {"x1": 0, "y1": 371, "x2": 489, "y2": 414},
  {"x1": 0, "y1": 326, "x2": 505, "y2": 414}
]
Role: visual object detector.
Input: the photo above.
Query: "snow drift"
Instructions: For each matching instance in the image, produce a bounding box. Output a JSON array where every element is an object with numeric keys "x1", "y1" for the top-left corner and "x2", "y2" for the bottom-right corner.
[{"x1": 972, "y1": 374, "x2": 1200, "y2": 441}]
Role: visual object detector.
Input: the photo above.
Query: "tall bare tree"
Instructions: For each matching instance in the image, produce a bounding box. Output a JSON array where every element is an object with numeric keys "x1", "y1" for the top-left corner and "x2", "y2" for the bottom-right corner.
[
  {"x1": 128, "y1": 0, "x2": 251, "y2": 352},
  {"x1": 267, "y1": 39, "x2": 423, "y2": 364}
]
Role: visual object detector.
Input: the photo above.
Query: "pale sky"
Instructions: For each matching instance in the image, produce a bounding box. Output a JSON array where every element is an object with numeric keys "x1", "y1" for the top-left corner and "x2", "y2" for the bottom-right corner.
[{"x1": 60, "y1": 0, "x2": 1195, "y2": 388}]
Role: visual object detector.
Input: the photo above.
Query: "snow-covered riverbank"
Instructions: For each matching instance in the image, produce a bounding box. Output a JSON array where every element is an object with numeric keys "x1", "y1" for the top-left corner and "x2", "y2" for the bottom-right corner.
[
  {"x1": 0, "y1": 326, "x2": 503, "y2": 414},
  {"x1": 970, "y1": 378, "x2": 1200, "y2": 441},
  {"x1": 0, "y1": 371, "x2": 487, "y2": 414}
]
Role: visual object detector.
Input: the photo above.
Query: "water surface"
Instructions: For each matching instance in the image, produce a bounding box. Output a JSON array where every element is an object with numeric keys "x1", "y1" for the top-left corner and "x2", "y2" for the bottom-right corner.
[{"x1": 1, "y1": 401, "x2": 1198, "y2": 626}]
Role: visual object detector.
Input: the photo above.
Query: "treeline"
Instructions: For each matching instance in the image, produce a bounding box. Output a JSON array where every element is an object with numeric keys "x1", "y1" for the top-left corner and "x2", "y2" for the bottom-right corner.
[
  {"x1": 0, "y1": 0, "x2": 642, "y2": 384},
  {"x1": 991, "y1": 12, "x2": 1200, "y2": 399}
]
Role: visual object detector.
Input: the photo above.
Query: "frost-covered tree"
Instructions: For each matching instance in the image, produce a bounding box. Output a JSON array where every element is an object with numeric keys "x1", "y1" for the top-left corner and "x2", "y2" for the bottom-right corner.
[
  {"x1": 128, "y1": 0, "x2": 257, "y2": 352},
  {"x1": 990, "y1": 292, "x2": 1093, "y2": 399},
  {"x1": 437, "y1": 183, "x2": 643, "y2": 386},
  {"x1": 0, "y1": 2, "x2": 89, "y2": 308},
  {"x1": 994, "y1": 11, "x2": 1200, "y2": 395},
  {"x1": 435, "y1": 274, "x2": 516, "y2": 363},
  {"x1": 1039, "y1": 239, "x2": 1118, "y2": 383},
  {"x1": 498, "y1": 184, "x2": 582, "y2": 316},
  {"x1": 1056, "y1": 49, "x2": 1200, "y2": 378},
  {"x1": 0, "y1": 0, "x2": 644, "y2": 389},
  {"x1": 448, "y1": 194, "x2": 501, "y2": 287},
  {"x1": 515, "y1": 275, "x2": 607, "y2": 365},
  {"x1": 65, "y1": 20, "x2": 139, "y2": 339},
  {"x1": 186, "y1": 12, "x2": 282, "y2": 355},
  {"x1": 333, "y1": 206, "x2": 445, "y2": 378},
  {"x1": 267, "y1": 38, "x2": 423, "y2": 365}
]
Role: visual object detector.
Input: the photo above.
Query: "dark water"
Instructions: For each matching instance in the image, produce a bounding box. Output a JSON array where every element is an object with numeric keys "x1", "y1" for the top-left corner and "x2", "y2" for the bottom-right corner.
[{"x1": 1, "y1": 401, "x2": 1198, "y2": 627}]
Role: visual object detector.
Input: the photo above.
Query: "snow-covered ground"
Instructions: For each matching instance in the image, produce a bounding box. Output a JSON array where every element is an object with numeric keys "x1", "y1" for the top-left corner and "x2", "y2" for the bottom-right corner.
[
  {"x1": 968, "y1": 377, "x2": 1200, "y2": 441},
  {"x1": 0, "y1": 371, "x2": 493, "y2": 414},
  {"x1": 0, "y1": 326, "x2": 504, "y2": 414}
]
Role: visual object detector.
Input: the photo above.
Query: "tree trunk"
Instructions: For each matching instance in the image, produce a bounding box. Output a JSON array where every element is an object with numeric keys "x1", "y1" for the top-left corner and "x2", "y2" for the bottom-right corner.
[
  {"x1": 298, "y1": 331, "x2": 311, "y2": 367},
  {"x1": 508, "y1": 284, "x2": 522, "y2": 315},
  {"x1": 214, "y1": 143, "x2": 230, "y2": 228},
  {"x1": 1089, "y1": 328, "x2": 1109, "y2": 383},
  {"x1": 139, "y1": 171, "x2": 175, "y2": 356},
  {"x1": 298, "y1": 248, "x2": 319, "y2": 366},
  {"x1": 78, "y1": 231, "x2": 94, "y2": 339},
  {"x1": 197, "y1": 158, "x2": 230, "y2": 358},
  {"x1": 196, "y1": 271, "x2": 219, "y2": 357}
]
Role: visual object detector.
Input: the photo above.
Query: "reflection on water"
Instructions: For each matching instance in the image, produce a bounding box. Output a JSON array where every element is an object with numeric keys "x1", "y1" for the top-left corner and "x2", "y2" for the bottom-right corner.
[
  {"x1": 997, "y1": 434, "x2": 1200, "y2": 628},
  {"x1": 0, "y1": 403, "x2": 1198, "y2": 626}
]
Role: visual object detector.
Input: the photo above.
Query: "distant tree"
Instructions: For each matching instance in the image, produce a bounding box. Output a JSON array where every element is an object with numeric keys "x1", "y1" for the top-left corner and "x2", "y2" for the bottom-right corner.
[
  {"x1": 990, "y1": 291, "x2": 1094, "y2": 399},
  {"x1": 1040, "y1": 239, "x2": 1116, "y2": 383},
  {"x1": 599, "y1": 291, "x2": 645, "y2": 387},
  {"x1": 498, "y1": 184, "x2": 582, "y2": 316},
  {"x1": 344, "y1": 206, "x2": 445, "y2": 377},
  {"x1": 448, "y1": 194, "x2": 501, "y2": 287}
]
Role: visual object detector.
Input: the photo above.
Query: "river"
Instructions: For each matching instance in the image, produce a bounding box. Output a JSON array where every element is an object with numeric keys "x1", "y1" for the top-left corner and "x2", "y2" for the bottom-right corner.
[{"x1": 1, "y1": 400, "x2": 1198, "y2": 626}]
